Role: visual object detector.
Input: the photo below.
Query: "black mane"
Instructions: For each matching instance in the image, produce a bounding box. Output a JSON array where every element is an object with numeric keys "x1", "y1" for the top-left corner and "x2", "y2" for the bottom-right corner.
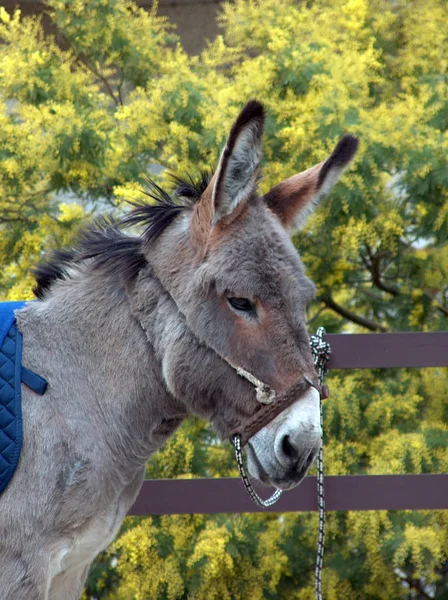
[
  {"x1": 32, "y1": 249, "x2": 77, "y2": 300},
  {"x1": 120, "y1": 171, "x2": 211, "y2": 243},
  {"x1": 33, "y1": 172, "x2": 211, "y2": 300},
  {"x1": 171, "y1": 171, "x2": 211, "y2": 201}
]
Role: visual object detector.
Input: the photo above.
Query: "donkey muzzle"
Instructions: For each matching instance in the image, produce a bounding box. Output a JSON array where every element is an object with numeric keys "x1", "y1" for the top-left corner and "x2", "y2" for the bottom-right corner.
[{"x1": 229, "y1": 375, "x2": 325, "y2": 448}]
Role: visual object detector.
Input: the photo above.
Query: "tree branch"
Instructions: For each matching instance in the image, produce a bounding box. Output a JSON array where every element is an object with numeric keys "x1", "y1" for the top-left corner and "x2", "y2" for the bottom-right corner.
[
  {"x1": 398, "y1": 575, "x2": 432, "y2": 600},
  {"x1": 76, "y1": 54, "x2": 120, "y2": 106},
  {"x1": 306, "y1": 304, "x2": 326, "y2": 326},
  {"x1": 424, "y1": 291, "x2": 448, "y2": 317},
  {"x1": 58, "y1": 31, "x2": 121, "y2": 106},
  {"x1": 117, "y1": 66, "x2": 125, "y2": 106},
  {"x1": 363, "y1": 245, "x2": 399, "y2": 296},
  {"x1": 435, "y1": 304, "x2": 448, "y2": 317},
  {"x1": 320, "y1": 293, "x2": 388, "y2": 332},
  {"x1": 0, "y1": 216, "x2": 30, "y2": 224}
]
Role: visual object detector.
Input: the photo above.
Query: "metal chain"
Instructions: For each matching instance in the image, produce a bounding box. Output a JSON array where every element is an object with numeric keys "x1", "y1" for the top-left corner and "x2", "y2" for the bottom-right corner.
[{"x1": 309, "y1": 327, "x2": 331, "y2": 600}]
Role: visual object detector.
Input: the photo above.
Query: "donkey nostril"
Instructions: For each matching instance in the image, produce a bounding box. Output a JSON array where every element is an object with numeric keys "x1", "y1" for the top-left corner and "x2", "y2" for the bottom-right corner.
[
  {"x1": 305, "y1": 451, "x2": 315, "y2": 468},
  {"x1": 282, "y1": 435, "x2": 298, "y2": 462}
]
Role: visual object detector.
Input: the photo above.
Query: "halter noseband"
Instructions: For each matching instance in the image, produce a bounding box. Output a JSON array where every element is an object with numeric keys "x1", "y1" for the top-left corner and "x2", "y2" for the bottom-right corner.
[
  {"x1": 229, "y1": 368, "x2": 324, "y2": 509},
  {"x1": 232, "y1": 364, "x2": 322, "y2": 406},
  {"x1": 227, "y1": 360, "x2": 326, "y2": 449}
]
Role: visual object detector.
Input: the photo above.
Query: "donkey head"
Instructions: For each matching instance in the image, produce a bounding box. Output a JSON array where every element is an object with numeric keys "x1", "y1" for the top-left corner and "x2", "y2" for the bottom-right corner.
[{"x1": 136, "y1": 101, "x2": 358, "y2": 490}]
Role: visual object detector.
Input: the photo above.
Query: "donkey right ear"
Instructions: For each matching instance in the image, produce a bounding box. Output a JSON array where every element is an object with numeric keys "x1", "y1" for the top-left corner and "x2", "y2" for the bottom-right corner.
[{"x1": 208, "y1": 100, "x2": 265, "y2": 224}]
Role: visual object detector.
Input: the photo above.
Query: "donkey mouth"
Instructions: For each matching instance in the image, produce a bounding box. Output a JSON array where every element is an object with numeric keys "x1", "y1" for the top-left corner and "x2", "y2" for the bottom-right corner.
[
  {"x1": 272, "y1": 467, "x2": 310, "y2": 490},
  {"x1": 254, "y1": 466, "x2": 309, "y2": 492},
  {"x1": 274, "y1": 478, "x2": 304, "y2": 491},
  {"x1": 247, "y1": 442, "x2": 315, "y2": 491}
]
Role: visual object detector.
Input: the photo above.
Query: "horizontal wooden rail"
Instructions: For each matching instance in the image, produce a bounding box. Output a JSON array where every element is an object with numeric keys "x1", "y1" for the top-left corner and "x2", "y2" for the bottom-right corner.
[
  {"x1": 129, "y1": 475, "x2": 448, "y2": 515},
  {"x1": 129, "y1": 332, "x2": 448, "y2": 515},
  {"x1": 326, "y1": 331, "x2": 448, "y2": 369}
]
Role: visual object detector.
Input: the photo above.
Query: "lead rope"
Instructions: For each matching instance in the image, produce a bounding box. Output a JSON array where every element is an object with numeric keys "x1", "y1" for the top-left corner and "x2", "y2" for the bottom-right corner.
[
  {"x1": 232, "y1": 327, "x2": 331, "y2": 597},
  {"x1": 233, "y1": 434, "x2": 283, "y2": 507},
  {"x1": 309, "y1": 327, "x2": 331, "y2": 600}
]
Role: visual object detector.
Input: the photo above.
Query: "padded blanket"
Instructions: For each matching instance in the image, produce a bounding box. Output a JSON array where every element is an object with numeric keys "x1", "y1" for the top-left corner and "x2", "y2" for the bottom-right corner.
[{"x1": 0, "y1": 302, "x2": 47, "y2": 495}]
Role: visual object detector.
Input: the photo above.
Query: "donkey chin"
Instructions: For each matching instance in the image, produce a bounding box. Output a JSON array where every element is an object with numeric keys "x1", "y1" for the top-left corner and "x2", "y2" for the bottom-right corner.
[{"x1": 245, "y1": 386, "x2": 322, "y2": 491}]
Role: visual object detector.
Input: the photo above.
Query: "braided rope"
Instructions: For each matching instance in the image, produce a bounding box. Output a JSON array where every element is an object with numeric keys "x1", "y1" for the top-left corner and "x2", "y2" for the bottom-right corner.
[
  {"x1": 232, "y1": 328, "x2": 331, "y2": 595},
  {"x1": 232, "y1": 434, "x2": 283, "y2": 507},
  {"x1": 234, "y1": 365, "x2": 277, "y2": 404},
  {"x1": 309, "y1": 327, "x2": 331, "y2": 600}
]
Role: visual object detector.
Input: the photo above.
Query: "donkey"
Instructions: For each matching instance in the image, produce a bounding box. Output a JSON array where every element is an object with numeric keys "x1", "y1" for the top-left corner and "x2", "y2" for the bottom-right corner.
[{"x1": 0, "y1": 100, "x2": 357, "y2": 599}]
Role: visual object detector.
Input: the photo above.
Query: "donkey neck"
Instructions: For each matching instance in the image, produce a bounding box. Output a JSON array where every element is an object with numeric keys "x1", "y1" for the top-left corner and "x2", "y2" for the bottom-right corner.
[
  {"x1": 19, "y1": 271, "x2": 186, "y2": 472},
  {"x1": 143, "y1": 214, "x2": 202, "y2": 312}
]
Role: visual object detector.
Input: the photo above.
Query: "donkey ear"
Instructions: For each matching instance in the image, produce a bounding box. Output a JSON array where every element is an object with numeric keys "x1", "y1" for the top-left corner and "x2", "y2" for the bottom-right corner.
[
  {"x1": 264, "y1": 135, "x2": 359, "y2": 231},
  {"x1": 211, "y1": 100, "x2": 264, "y2": 223}
]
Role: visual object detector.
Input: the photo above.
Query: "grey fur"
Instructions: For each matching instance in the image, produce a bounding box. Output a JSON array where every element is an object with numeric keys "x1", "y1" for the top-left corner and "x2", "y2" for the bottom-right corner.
[{"x1": 0, "y1": 101, "x2": 357, "y2": 598}]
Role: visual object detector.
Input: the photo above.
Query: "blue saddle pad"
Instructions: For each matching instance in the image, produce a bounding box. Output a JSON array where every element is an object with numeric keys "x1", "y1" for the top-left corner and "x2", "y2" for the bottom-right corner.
[{"x1": 0, "y1": 302, "x2": 47, "y2": 495}]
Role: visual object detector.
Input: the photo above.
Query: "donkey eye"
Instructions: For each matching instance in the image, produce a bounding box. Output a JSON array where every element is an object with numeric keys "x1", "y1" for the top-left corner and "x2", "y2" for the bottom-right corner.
[{"x1": 227, "y1": 297, "x2": 256, "y2": 313}]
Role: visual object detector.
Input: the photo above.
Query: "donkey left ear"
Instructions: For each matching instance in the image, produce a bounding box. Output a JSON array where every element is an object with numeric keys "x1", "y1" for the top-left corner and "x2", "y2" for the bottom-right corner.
[
  {"x1": 211, "y1": 100, "x2": 265, "y2": 223},
  {"x1": 264, "y1": 135, "x2": 359, "y2": 232}
]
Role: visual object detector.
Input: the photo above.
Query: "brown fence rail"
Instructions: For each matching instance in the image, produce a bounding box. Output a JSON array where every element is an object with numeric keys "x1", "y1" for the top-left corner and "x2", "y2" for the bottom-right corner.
[
  {"x1": 129, "y1": 475, "x2": 448, "y2": 515},
  {"x1": 129, "y1": 332, "x2": 448, "y2": 515}
]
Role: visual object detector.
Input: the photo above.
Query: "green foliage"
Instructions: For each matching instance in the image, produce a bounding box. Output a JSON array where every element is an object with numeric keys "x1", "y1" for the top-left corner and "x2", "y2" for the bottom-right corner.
[{"x1": 0, "y1": 0, "x2": 447, "y2": 598}]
